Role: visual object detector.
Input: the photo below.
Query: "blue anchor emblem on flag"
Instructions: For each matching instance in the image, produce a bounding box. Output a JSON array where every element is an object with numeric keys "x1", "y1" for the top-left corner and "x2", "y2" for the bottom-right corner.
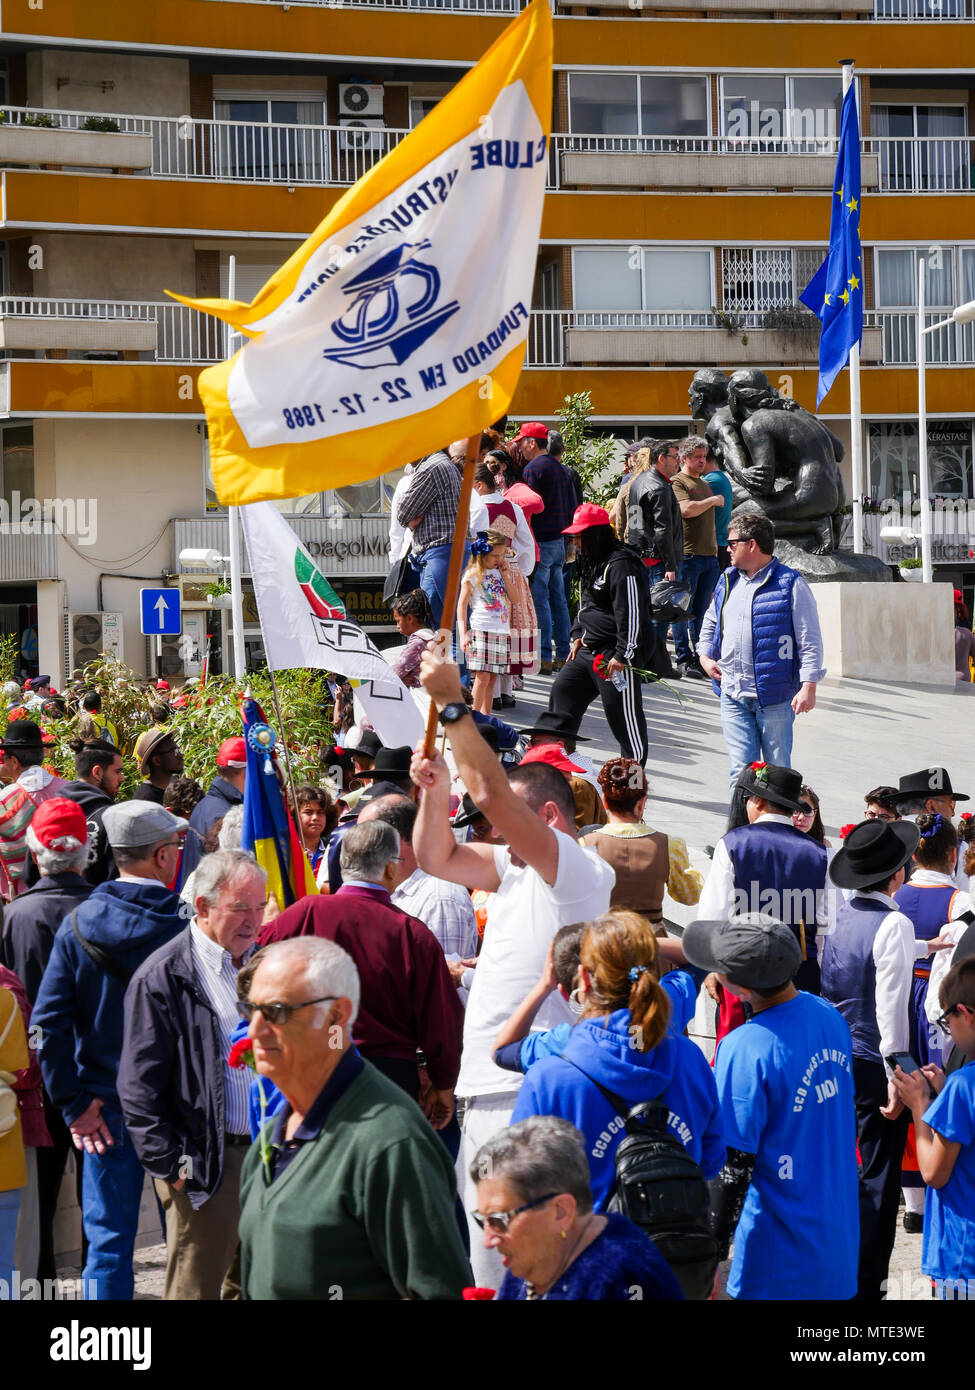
[{"x1": 322, "y1": 239, "x2": 460, "y2": 370}]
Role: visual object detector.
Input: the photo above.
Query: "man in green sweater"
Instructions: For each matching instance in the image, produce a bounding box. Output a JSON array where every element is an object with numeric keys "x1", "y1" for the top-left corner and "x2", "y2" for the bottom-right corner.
[{"x1": 237, "y1": 936, "x2": 472, "y2": 1300}]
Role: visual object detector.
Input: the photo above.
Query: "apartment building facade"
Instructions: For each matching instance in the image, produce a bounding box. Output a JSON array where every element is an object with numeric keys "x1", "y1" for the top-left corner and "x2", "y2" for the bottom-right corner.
[{"x1": 0, "y1": 0, "x2": 971, "y2": 681}]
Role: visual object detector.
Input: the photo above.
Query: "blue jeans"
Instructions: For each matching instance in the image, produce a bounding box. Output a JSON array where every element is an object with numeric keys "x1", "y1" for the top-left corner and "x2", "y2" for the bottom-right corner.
[
  {"x1": 81, "y1": 1107, "x2": 147, "y2": 1300},
  {"x1": 673, "y1": 554, "x2": 720, "y2": 665},
  {"x1": 532, "y1": 538, "x2": 571, "y2": 663},
  {"x1": 720, "y1": 690, "x2": 795, "y2": 797},
  {"x1": 0, "y1": 1188, "x2": 20, "y2": 1289}
]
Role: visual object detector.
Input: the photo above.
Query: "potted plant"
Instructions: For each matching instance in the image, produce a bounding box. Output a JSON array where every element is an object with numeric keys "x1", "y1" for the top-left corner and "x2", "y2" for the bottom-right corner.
[
  {"x1": 81, "y1": 116, "x2": 121, "y2": 133},
  {"x1": 899, "y1": 556, "x2": 923, "y2": 583}
]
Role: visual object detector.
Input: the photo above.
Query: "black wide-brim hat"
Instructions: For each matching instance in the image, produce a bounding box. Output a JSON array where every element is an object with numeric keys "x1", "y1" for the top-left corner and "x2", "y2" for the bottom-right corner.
[
  {"x1": 0, "y1": 719, "x2": 43, "y2": 752},
  {"x1": 736, "y1": 762, "x2": 804, "y2": 814},
  {"x1": 892, "y1": 768, "x2": 970, "y2": 806},
  {"x1": 355, "y1": 745, "x2": 413, "y2": 780},
  {"x1": 829, "y1": 818, "x2": 920, "y2": 890},
  {"x1": 351, "y1": 731, "x2": 383, "y2": 761},
  {"x1": 452, "y1": 793, "x2": 488, "y2": 829},
  {"x1": 518, "y1": 709, "x2": 590, "y2": 743}
]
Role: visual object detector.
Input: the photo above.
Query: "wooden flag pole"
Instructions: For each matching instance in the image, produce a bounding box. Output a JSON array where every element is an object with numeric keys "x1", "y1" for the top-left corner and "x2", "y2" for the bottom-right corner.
[{"x1": 422, "y1": 435, "x2": 479, "y2": 758}]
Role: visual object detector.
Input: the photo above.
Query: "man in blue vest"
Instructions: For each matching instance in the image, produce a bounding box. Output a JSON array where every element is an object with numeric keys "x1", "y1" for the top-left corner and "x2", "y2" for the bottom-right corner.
[
  {"x1": 697, "y1": 512, "x2": 824, "y2": 797},
  {"x1": 699, "y1": 763, "x2": 827, "y2": 1039},
  {"x1": 821, "y1": 816, "x2": 921, "y2": 1301}
]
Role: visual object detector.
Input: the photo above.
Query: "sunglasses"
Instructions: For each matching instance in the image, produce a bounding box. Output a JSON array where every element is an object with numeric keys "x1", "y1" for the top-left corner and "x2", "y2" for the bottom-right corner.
[
  {"x1": 237, "y1": 995, "x2": 337, "y2": 1026},
  {"x1": 793, "y1": 804, "x2": 815, "y2": 818},
  {"x1": 727, "y1": 538, "x2": 749, "y2": 549},
  {"x1": 936, "y1": 1003, "x2": 969, "y2": 1035},
  {"x1": 471, "y1": 1193, "x2": 558, "y2": 1234}
]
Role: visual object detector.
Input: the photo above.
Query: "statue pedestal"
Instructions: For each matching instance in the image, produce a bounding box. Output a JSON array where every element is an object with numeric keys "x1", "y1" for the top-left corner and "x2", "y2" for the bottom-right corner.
[{"x1": 815, "y1": 582, "x2": 956, "y2": 686}]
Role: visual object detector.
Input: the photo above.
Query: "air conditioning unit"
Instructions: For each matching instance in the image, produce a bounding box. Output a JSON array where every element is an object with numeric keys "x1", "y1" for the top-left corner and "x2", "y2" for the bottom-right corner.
[
  {"x1": 338, "y1": 83, "x2": 383, "y2": 118},
  {"x1": 66, "y1": 612, "x2": 123, "y2": 677},
  {"x1": 338, "y1": 119, "x2": 384, "y2": 153}
]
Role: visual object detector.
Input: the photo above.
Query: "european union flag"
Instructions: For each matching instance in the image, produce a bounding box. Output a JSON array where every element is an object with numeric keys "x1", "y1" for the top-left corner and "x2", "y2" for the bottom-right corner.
[{"x1": 799, "y1": 83, "x2": 863, "y2": 407}]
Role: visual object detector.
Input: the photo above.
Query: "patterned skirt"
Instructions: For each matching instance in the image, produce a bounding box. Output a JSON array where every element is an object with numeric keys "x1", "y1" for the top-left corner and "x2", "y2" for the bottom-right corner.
[{"x1": 467, "y1": 629, "x2": 510, "y2": 673}]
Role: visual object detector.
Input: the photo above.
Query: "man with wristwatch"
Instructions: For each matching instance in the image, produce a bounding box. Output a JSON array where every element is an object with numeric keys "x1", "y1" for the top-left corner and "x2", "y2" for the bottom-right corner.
[{"x1": 411, "y1": 644, "x2": 615, "y2": 1289}]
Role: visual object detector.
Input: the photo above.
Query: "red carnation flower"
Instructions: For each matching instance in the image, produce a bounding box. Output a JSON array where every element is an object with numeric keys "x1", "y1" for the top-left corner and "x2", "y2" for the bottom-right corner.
[
  {"x1": 592, "y1": 654, "x2": 608, "y2": 679},
  {"x1": 962, "y1": 812, "x2": 973, "y2": 823},
  {"x1": 749, "y1": 761, "x2": 766, "y2": 772},
  {"x1": 839, "y1": 823, "x2": 856, "y2": 840},
  {"x1": 228, "y1": 1037, "x2": 255, "y2": 1070},
  {"x1": 462, "y1": 1287, "x2": 497, "y2": 1301}
]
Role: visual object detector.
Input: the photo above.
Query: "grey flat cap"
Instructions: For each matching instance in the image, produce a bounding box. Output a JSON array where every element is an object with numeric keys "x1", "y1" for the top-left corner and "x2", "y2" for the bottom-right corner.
[
  {"x1": 102, "y1": 800, "x2": 188, "y2": 850},
  {"x1": 682, "y1": 912, "x2": 801, "y2": 991}
]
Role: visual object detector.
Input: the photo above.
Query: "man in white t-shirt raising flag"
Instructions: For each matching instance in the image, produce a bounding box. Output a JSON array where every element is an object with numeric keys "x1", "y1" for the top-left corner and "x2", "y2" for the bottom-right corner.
[{"x1": 410, "y1": 643, "x2": 614, "y2": 1287}]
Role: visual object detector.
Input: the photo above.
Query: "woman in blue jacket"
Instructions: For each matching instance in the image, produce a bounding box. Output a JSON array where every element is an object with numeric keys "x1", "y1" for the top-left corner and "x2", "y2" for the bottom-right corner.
[{"x1": 511, "y1": 911, "x2": 725, "y2": 1210}]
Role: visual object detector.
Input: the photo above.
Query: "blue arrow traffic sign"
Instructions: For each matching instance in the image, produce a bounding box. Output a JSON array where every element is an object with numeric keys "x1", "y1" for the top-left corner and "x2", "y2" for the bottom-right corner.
[{"x1": 140, "y1": 587, "x2": 181, "y2": 637}]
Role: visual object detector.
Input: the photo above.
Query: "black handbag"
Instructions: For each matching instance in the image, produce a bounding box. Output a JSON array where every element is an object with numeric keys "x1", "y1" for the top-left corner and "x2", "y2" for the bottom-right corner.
[
  {"x1": 382, "y1": 553, "x2": 418, "y2": 606},
  {"x1": 650, "y1": 580, "x2": 693, "y2": 624}
]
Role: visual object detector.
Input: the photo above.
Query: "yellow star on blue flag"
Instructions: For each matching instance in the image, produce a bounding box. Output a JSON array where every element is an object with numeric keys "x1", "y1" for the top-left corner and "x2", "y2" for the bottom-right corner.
[{"x1": 799, "y1": 84, "x2": 864, "y2": 407}]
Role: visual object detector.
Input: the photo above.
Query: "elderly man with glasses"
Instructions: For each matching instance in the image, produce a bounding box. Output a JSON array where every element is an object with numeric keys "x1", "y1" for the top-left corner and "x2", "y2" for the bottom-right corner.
[
  {"x1": 118, "y1": 849, "x2": 267, "y2": 1301},
  {"x1": 237, "y1": 936, "x2": 472, "y2": 1301},
  {"x1": 698, "y1": 511, "x2": 825, "y2": 797},
  {"x1": 33, "y1": 800, "x2": 188, "y2": 1300}
]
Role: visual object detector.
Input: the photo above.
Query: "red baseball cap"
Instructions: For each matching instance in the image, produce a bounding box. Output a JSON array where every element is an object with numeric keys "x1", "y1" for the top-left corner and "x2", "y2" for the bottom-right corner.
[
  {"x1": 563, "y1": 503, "x2": 612, "y2": 535},
  {"x1": 216, "y1": 736, "x2": 247, "y2": 769},
  {"x1": 30, "y1": 797, "x2": 88, "y2": 850},
  {"x1": 155, "y1": 679, "x2": 171, "y2": 691},
  {"x1": 511, "y1": 421, "x2": 548, "y2": 443}
]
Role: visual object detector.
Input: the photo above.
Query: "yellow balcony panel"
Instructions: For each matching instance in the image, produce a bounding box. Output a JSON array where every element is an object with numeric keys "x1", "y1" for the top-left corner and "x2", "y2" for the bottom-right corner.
[
  {"x1": 559, "y1": 149, "x2": 881, "y2": 191},
  {"x1": 0, "y1": 171, "x2": 345, "y2": 236},
  {"x1": 8, "y1": 0, "x2": 972, "y2": 69},
  {"x1": 511, "y1": 365, "x2": 971, "y2": 418},
  {"x1": 6, "y1": 361, "x2": 203, "y2": 416}
]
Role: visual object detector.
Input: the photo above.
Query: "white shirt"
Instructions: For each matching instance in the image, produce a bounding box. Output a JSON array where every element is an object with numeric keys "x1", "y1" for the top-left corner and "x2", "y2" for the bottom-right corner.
[
  {"x1": 469, "y1": 490, "x2": 535, "y2": 577},
  {"x1": 849, "y1": 890, "x2": 916, "y2": 1077},
  {"x1": 698, "y1": 813, "x2": 827, "y2": 929},
  {"x1": 457, "y1": 829, "x2": 615, "y2": 1099},
  {"x1": 393, "y1": 866, "x2": 479, "y2": 963},
  {"x1": 388, "y1": 466, "x2": 416, "y2": 563},
  {"x1": 190, "y1": 921, "x2": 251, "y2": 1137}
]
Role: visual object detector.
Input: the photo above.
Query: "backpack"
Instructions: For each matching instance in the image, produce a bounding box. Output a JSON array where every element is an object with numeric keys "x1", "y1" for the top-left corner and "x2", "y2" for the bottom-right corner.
[{"x1": 563, "y1": 1057, "x2": 719, "y2": 1300}]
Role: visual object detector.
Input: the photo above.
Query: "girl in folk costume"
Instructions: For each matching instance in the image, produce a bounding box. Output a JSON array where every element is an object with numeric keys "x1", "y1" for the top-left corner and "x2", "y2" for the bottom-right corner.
[
  {"x1": 484, "y1": 502, "x2": 540, "y2": 685},
  {"x1": 457, "y1": 529, "x2": 515, "y2": 715},
  {"x1": 894, "y1": 811, "x2": 971, "y2": 1230}
]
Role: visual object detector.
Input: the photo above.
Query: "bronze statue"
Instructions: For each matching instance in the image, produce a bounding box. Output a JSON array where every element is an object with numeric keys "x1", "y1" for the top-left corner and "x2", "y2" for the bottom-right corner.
[{"x1": 689, "y1": 369, "x2": 845, "y2": 555}]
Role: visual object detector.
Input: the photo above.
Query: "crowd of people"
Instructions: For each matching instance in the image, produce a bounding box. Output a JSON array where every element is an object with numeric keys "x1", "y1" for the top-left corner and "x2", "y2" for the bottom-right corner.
[{"x1": 0, "y1": 428, "x2": 973, "y2": 1305}]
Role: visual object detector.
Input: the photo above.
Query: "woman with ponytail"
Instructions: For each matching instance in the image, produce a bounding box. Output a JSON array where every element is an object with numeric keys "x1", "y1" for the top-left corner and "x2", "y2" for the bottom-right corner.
[{"x1": 510, "y1": 911, "x2": 724, "y2": 1211}]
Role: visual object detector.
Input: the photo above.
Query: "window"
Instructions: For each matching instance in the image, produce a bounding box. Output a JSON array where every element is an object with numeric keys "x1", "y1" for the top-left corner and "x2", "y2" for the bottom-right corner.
[
  {"x1": 875, "y1": 247, "x2": 974, "y2": 364},
  {"x1": 720, "y1": 74, "x2": 843, "y2": 150},
  {"x1": 721, "y1": 247, "x2": 827, "y2": 313},
  {"x1": 567, "y1": 73, "x2": 708, "y2": 146},
  {"x1": 0, "y1": 425, "x2": 34, "y2": 510},
  {"x1": 868, "y1": 421, "x2": 973, "y2": 499},
  {"x1": 872, "y1": 104, "x2": 969, "y2": 191},
  {"x1": 572, "y1": 247, "x2": 712, "y2": 318},
  {"x1": 213, "y1": 98, "x2": 327, "y2": 182}
]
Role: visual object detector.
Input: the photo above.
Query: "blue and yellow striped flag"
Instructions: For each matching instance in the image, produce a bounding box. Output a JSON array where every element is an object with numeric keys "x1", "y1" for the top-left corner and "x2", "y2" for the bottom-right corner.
[
  {"x1": 167, "y1": 0, "x2": 552, "y2": 506},
  {"x1": 240, "y1": 697, "x2": 317, "y2": 908}
]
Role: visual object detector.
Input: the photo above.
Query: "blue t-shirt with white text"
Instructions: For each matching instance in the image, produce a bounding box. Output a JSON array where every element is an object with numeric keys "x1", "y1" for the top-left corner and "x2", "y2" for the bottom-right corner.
[
  {"x1": 714, "y1": 991, "x2": 858, "y2": 1301},
  {"x1": 922, "y1": 1061, "x2": 975, "y2": 1285}
]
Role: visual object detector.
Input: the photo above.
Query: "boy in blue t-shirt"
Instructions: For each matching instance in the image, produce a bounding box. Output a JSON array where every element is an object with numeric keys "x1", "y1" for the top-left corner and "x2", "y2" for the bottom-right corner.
[
  {"x1": 892, "y1": 957, "x2": 975, "y2": 1297},
  {"x1": 683, "y1": 912, "x2": 859, "y2": 1301}
]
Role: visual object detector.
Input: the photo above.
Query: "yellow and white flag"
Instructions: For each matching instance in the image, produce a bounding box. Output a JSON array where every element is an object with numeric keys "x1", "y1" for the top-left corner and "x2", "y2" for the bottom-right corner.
[{"x1": 169, "y1": 0, "x2": 552, "y2": 507}]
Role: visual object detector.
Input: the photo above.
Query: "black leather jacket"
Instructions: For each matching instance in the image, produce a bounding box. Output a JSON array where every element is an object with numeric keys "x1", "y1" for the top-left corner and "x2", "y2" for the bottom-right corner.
[{"x1": 625, "y1": 467, "x2": 684, "y2": 573}]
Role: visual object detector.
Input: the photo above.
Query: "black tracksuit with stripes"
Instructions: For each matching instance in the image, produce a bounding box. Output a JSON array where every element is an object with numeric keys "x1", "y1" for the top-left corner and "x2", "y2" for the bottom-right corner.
[{"x1": 549, "y1": 545, "x2": 652, "y2": 765}]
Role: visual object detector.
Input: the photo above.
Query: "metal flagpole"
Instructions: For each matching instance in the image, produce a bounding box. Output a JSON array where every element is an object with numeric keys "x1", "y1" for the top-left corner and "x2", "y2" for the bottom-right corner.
[
  {"x1": 917, "y1": 255, "x2": 933, "y2": 584},
  {"x1": 841, "y1": 58, "x2": 864, "y2": 555},
  {"x1": 226, "y1": 254, "x2": 247, "y2": 680},
  {"x1": 422, "y1": 435, "x2": 479, "y2": 758}
]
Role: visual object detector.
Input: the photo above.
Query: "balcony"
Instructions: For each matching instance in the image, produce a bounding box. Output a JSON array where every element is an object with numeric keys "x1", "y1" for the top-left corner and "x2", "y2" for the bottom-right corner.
[
  {"x1": 0, "y1": 299, "x2": 970, "y2": 370},
  {"x1": 2, "y1": 107, "x2": 971, "y2": 195},
  {"x1": 194, "y1": 0, "x2": 975, "y2": 12}
]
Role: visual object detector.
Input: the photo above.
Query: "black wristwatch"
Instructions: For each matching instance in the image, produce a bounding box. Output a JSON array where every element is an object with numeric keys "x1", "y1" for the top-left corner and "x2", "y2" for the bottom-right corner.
[{"x1": 438, "y1": 701, "x2": 470, "y2": 726}]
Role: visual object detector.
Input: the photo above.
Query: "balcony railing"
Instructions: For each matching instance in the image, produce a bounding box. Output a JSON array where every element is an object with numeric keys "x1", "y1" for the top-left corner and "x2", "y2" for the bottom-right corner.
[
  {"x1": 2, "y1": 298, "x2": 972, "y2": 370},
  {"x1": 2, "y1": 107, "x2": 972, "y2": 194},
  {"x1": 196, "y1": 0, "x2": 975, "y2": 13}
]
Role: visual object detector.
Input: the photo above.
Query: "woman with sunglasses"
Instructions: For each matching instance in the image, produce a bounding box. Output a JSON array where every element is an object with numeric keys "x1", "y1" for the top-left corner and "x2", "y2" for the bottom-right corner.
[
  {"x1": 471, "y1": 1115, "x2": 682, "y2": 1301},
  {"x1": 791, "y1": 785, "x2": 831, "y2": 848}
]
